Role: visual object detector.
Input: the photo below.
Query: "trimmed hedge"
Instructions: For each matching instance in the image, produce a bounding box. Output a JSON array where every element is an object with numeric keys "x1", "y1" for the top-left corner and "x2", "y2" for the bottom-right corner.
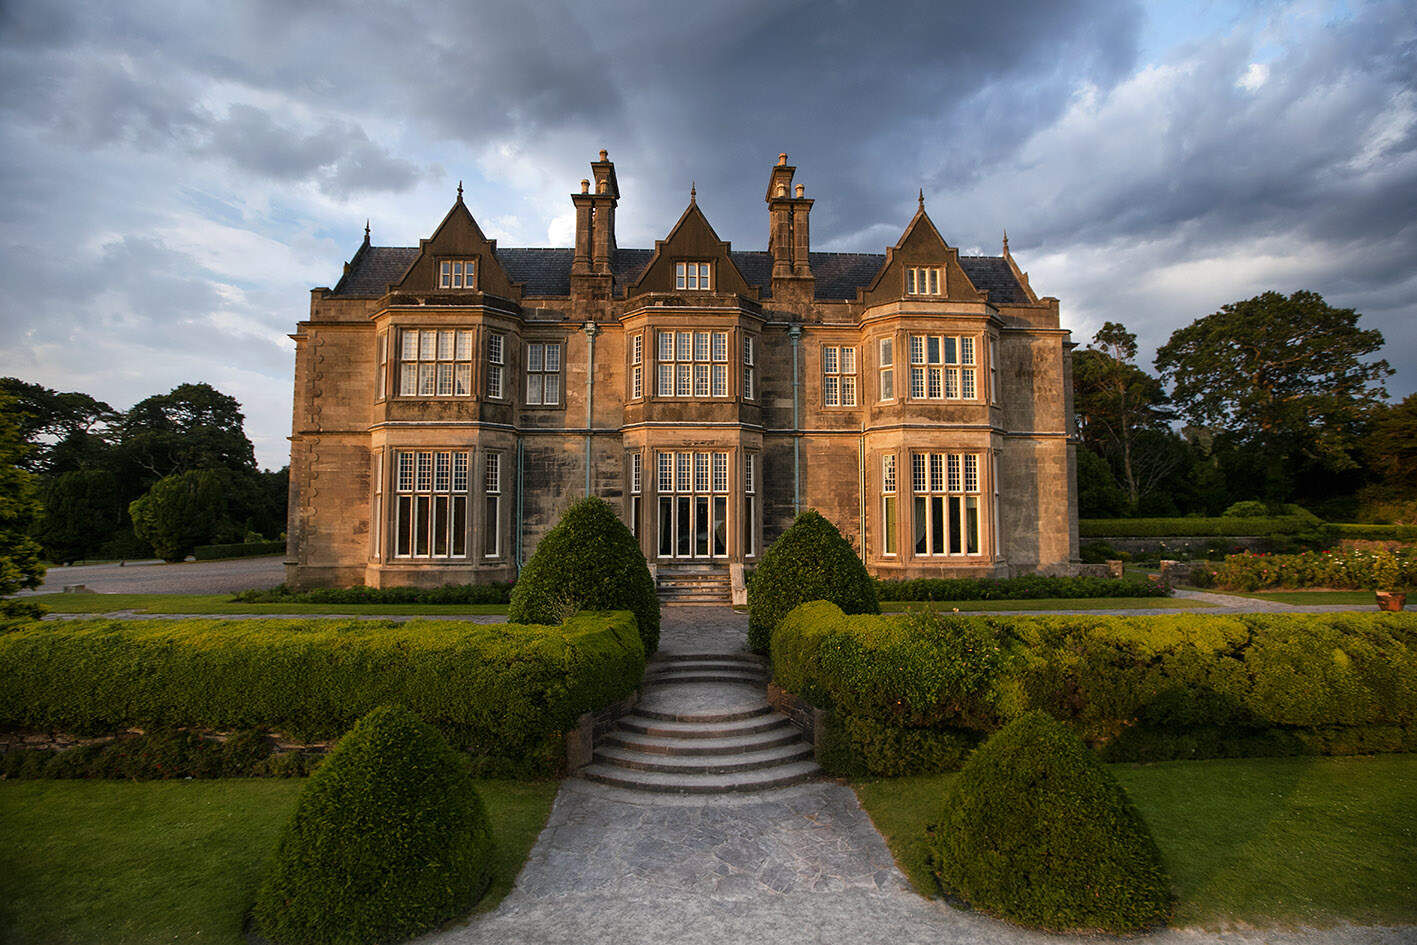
[
  {"x1": 1333, "y1": 523, "x2": 1417, "y2": 541},
  {"x1": 773, "y1": 602, "x2": 1417, "y2": 773},
  {"x1": 875, "y1": 574, "x2": 1169, "y2": 601},
  {"x1": 0, "y1": 730, "x2": 323, "y2": 780},
  {"x1": 253, "y1": 705, "x2": 494, "y2": 945},
  {"x1": 233, "y1": 582, "x2": 514, "y2": 605},
  {"x1": 1080, "y1": 515, "x2": 1322, "y2": 538},
  {"x1": 928, "y1": 711, "x2": 1172, "y2": 933},
  {"x1": 193, "y1": 540, "x2": 285, "y2": 560},
  {"x1": 508, "y1": 496, "x2": 660, "y2": 655},
  {"x1": 0, "y1": 612, "x2": 644, "y2": 777},
  {"x1": 746, "y1": 509, "x2": 878, "y2": 654},
  {"x1": 1209, "y1": 549, "x2": 1417, "y2": 591}
]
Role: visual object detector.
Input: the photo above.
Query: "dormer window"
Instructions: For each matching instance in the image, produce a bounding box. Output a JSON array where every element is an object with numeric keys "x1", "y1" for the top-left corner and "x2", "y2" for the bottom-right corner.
[
  {"x1": 675, "y1": 261, "x2": 712, "y2": 291},
  {"x1": 906, "y1": 266, "x2": 942, "y2": 296},
  {"x1": 439, "y1": 259, "x2": 476, "y2": 289}
]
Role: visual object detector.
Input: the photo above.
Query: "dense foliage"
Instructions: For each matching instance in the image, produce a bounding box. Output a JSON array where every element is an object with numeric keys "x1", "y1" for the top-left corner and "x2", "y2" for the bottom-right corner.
[
  {"x1": 0, "y1": 391, "x2": 45, "y2": 605},
  {"x1": 773, "y1": 602, "x2": 1417, "y2": 773},
  {"x1": 193, "y1": 539, "x2": 286, "y2": 560},
  {"x1": 128, "y1": 469, "x2": 231, "y2": 561},
  {"x1": 746, "y1": 509, "x2": 878, "y2": 653},
  {"x1": 0, "y1": 729, "x2": 325, "y2": 780},
  {"x1": 0, "y1": 612, "x2": 644, "y2": 777},
  {"x1": 874, "y1": 574, "x2": 1169, "y2": 601},
  {"x1": 1079, "y1": 512, "x2": 1325, "y2": 538},
  {"x1": 928, "y1": 711, "x2": 1172, "y2": 932},
  {"x1": 235, "y1": 582, "x2": 514, "y2": 605},
  {"x1": 2, "y1": 377, "x2": 286, "y2": 563},
  {"x1": 253, "y1": 705, "x2": 494, "y2": 945},
  {"x1": 508, "y1": 496, "x2": 659, "y2": 654},
  {"x1": 1208, "y1": 549, "x2": 1417, "y2": 591}
]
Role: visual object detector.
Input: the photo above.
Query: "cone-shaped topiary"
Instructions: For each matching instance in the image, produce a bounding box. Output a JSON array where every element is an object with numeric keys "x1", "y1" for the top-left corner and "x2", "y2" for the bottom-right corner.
[
  {"x1": 927, "y1": 710, "x2": 1172, "y2": 933},
  {"x1": 746, "y1": 509, "x2": 878, "y2": 654},
  {"x1": 252, "y1": 705, "x2": 494, "y2": 945},
  {"x1": 508, "y1": 495, "x2": 659, "y2": 654}
]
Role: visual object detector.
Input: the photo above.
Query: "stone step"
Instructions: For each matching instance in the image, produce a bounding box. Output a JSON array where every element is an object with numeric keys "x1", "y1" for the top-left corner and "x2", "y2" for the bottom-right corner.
[
  {"x1": 616, "y1": 713, "x2": 793, "y2": 740},
  {"x1": 593, "y1": 741, "x2": 814, "y2": 774},
  {"x1": 652, "y1": 652, "x2": 764, "y2": 665},
  {"x1": 644, "y1": 668, "x2": 767, "y2": 686},
  {"x1": 601, "y1": 727, "x2": 803, "y2": 756},
  {"x1": 633, "y1": 702, "x2": 775, "y2": 724},
  {"x1": 581, "y1": 759, "x2": 821, "y2": 794},
  {"x1": 647, "y1": 659, "x2": 764, "y2": 674}
]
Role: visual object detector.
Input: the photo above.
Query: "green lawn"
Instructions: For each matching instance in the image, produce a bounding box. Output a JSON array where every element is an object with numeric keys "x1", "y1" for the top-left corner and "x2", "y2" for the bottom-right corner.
[
  {"x1": 854, "y1": 753, "x2": 1417, "y2": 929},
  {"x1": 879, "y1": 596, "x2": 1209, "y2": 613},
  {"x1": 0, "y1": 778, "x2": 557, "y2": 944},
  {"x1": 28, "y1": 593, "x2": 509, "y2": 616}
]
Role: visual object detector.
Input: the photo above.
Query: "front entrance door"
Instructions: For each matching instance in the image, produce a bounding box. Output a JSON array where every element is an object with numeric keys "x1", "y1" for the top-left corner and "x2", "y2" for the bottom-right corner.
[{"x1": 655, "y1": 450, "x2": 729, "y2": 560}]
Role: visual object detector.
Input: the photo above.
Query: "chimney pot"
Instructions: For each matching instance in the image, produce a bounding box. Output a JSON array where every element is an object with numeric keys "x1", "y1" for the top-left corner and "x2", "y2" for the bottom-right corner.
[
  {"x1": 598, "y1": 179, "x2": 607, "y2": 194},
  {"x1": 599, "y1": 149, "x2": 608, "y2": 161},
  {"x1": 581, "y1": 179, "x2": 590, "y2": 194},
  {"x1": 795, "y1": 184, "x2": 804, "y2": 198},
  {"x1": 778, "y1": 153, "x2": 788, "y2": 166}
]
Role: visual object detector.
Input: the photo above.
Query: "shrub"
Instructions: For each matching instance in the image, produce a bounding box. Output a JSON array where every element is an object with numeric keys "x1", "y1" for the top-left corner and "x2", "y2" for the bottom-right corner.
[
  {"x1": 0, "y1": 612, "x2": 644, "y2": 777},
  {"x1": 508, "y1": 496, "x2": 659, "y2": 654},
  {"x1": 1223, "y1": 500, "x2": 1270, "y2": 518},
  {"x1": 129, "y1": 469, "x2": 231, "y2": 561},
  {"x1": 0, "y1": 730, "x2": 284, "y2": 781},
  {"x1": 233, "y1": 582, "x2": 515, "y2": 605},
  {"x1": 1079, "y1": 515, "x2": 1327, "y2": 538},
  {"x1": 746, "y1": 509, "x2": 878, "y2": 653},
  {"x1": 818, "y1": 713, "x2": 976, "y2": 777},
  {"x1": 1211, "y1": 549, "x2": 1417, "y2": 591},
  {"x1": 252, "y1": 705, "x2": 494, "y2": 945},
  {"x1": 193, "y1": 540, "x2": 285, "y2": 561},
  {"x1": 928, "y1": 711, "x2": 1172, "y2": 932},
  {"x1": 874, "y1": 574, "x2": 1167, "y2": 601}
]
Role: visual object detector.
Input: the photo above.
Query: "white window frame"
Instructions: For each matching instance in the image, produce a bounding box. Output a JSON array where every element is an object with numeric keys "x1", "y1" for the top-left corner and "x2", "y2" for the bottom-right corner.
[
  {"x1": 656, "y1": 329, "x2": 729, "y2": 398},
  {"x1": 393, "y1": 450, "x2": 469, "y2": 559},
  {"x1": 878, "y1": 336, "x2": 895, "y2": 402},
  {"x1": 629, "y1": 452, "x2": 642, "y2": 537},
  {"x1": 674, "y1": 261, "x2": 712, "y2": 291},
  {"x1": 376, "y1": 331, "x2": 389, "y2": 401},
  {"x1": 743, "y1": 334, "x2": 756, "y2": 401},
  {"x1": 908, "y1": 334, "x2": 978, "y2": 401},
  {"x1": 439, "y1": 258, "x2": 477, "y2": 289},
  {"x1": 655, "y1": 450, "x2": 730, "y2": 559},
  {"x1": 881, "y1": 453, "x2": 897, "y2": 557},
  {"x1": 989, "y1": 336, "x2": 999, "y2": 404},
  {"x1": 906, "y1": 266, "x2": 942, "y2": 296},
  {"x1": 630, "y1": 333, "x2": 644, "y2": 400},
  {"x1": 483, "y1": 452, "x2": 501, "y2": 558},
  {"x1": 744, "y1": 452, "x2": 757, "y2": 558},
  {"x1": 398, "y1": 328, "x2": 474, "y2": 398},
  {"x1": 487, "y1": 332, "x2": 505, "y2": 399},
  {"x1": 911, "y1": 451, "x2": 983, "y2": 557},
  {"x1": 525, "y1": 341, "x2": 562, "y2": 406},
  {"x1": 822, "y1": 344, "x2": 857, "y2": 407}
]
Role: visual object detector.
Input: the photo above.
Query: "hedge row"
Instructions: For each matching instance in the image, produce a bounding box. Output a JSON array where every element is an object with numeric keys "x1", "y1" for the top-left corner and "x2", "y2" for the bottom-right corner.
[
  {"x1": 1208, "y1": 549, "x2": 1417, "y2": 591},
  {"x1": 193, "y1": 540, "x2": 287, "y2": 560},
  {"x1": 874, "y1": 574, "x2": 1169, "y2": 601},
  {"x1": 773, "y1": 602, "x2": 1417, "y2": 774},
  {"x1": 0, "y1": 730, "x2": 322, "y2": 780},
  {"x1": 233, "y1": 582, "x2": 515, "y2": 605},
  {"x1": 1079, "y1": 515, "x2": 1322, "y2": 538},
  {"x1": 0, "y1": 612, "x2": 643, "y2": 777},
  {"x1": 1332, "y1": 523, "x2": 1417, "y2": 541}
]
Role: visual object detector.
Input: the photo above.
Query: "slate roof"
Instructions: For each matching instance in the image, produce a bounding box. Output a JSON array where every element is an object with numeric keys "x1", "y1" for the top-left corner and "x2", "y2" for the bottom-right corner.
[{"x1": 327, "y1": 244, "x2": 1031, "y2": 304}]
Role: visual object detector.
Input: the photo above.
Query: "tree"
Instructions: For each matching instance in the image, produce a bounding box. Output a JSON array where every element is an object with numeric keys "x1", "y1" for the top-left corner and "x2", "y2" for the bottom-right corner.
[
  {"x1": 1363, "y1": 393, "x2": 1417, "y2": 496},
  {"x1": 1075, "y1": 448, "x2": 1127, "y2": 518},
  {"x1": 0, "y1": 392, "x2": 45, "y2": 598},
  {"x1": 1155, "y1": 291, "x2": 1391, "y2": 499},
  {"x1": 35, "y1": 469, "x2": 125, "y2": 564},
  {"x1": 116, "y1": 382, "x2": 256, "y2": 483},
  {"x1": 0, "y1": 377, "x2": 117, "y2": 476},
  {"x1": 129, "y1": 469, "x2": 234, "y2": 561},
  {"x1": 1072, "y1": 322, "x2": 1174, "y2": 508}
]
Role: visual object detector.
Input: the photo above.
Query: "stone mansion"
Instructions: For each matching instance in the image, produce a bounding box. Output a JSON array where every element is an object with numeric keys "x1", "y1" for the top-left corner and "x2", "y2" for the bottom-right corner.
[{"x1": 285, "y1": 151, "x2": 1079, "y2": 592}]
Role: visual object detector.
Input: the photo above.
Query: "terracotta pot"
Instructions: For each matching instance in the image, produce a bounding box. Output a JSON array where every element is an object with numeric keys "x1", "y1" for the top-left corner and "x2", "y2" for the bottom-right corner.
[{"x1": 1375, "y1": 591, "x2": 1407, "y2": 612}]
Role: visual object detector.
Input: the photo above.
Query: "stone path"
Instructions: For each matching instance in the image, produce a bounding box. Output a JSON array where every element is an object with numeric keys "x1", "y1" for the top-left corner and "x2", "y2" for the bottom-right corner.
[{"x1": 423, "y1": 607, "x2": 1415, "y2": 945}]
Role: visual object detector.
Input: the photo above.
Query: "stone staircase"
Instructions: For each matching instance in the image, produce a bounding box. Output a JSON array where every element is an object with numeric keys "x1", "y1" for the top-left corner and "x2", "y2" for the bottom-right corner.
[
  {"x1": 581, "y1": 653, "x2": 820, "y2": 794},
  {"x1": 654, "y1": 566, "x2": 732, "y2": 605}
]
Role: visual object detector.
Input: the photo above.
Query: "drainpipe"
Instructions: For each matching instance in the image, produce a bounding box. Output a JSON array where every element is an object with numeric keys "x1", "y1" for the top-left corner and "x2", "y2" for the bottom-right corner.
[
  {"x1": 515, "y1": 439, "x2": 524, "y2": 573},
  {"x1": 583, "y1": 320, "x2": 599, "y2": 497},
  {"x1": 789, "y1": 325, "x2": 802, "y2": 516},
  {"x1": 859, "y1": 435, "x2": 867, "y2": 559}
]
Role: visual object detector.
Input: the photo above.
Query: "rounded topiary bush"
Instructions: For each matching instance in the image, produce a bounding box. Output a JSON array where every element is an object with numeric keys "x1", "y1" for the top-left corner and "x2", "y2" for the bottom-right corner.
[
  {"x1": 508, "y1": 495, "x2": 659, "y2": 654},
  {"x1": 252, "y1": 705, "x2": 494, "y2": 945},
  {"x1": 746, "y1": 509, "x2": 877, "y2": 653},
  {"x1": 927, "y1": 710, "x2": 1172, "y2": 933}
]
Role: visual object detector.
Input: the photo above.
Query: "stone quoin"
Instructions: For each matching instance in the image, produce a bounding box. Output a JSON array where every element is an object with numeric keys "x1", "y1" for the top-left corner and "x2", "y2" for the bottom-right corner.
[{"x1": 285, "y1": 152, "x2": 1079, "y2": 590}]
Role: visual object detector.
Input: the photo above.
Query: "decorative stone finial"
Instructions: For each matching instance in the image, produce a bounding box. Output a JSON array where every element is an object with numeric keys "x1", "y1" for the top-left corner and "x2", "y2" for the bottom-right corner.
[
  {"x1": 918, "y1": 188, "x2": 924, "y2": 212},
  {"x1": 364, "y1": 219, "x2": 370, "y2": 243},
  {"x1": 690, "y1": 182, "x2": 696, "y2": 203},
  {"x1": 1003, "y1": 228, "x2": 1010, "y2": 254},
  {"x1": 581, "y1": 179, "x2": 590, "y2": 194},
  {"x1": 599, "y1": 149, "x2": 608, "y2": 161},
  {"x1": 457, "y1": 180, "x2": 464, "y2": 202},
  {"x1": 778, "y1": 153, "x2": 788, "y2": 166},
  {"x1": 795, "y1": 183, "x2": 804, "y2": 198}
]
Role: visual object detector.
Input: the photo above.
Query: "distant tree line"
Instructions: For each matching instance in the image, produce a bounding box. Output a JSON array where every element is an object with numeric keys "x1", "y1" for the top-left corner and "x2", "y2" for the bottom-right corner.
[
  {"x1": 1074, "y1": 290, "x2": 1414, "y2": 523},
  {"x1": 0, "y1": 379, "x2": 287, "y2": 563}
]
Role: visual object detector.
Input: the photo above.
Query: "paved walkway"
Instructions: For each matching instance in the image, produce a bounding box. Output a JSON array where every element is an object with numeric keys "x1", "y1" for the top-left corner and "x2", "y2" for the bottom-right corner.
[
  {"x1": 423, "y1": 607, "x2": 1413, "y2": 945},
  {"x1": 20, "y1": 555, "x2": 286, "y2": 595}
]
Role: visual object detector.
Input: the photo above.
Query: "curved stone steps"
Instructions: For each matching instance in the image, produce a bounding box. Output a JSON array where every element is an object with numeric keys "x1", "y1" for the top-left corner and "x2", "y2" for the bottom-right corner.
[
  {"x1": 580, "y1": 759, "x2": 821, "y2": 794},
  {"x1": 600, "y1": 726, "x2": 803, "y2": 756}
]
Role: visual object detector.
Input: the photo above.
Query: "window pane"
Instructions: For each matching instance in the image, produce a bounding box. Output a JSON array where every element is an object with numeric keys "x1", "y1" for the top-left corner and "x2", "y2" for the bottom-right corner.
[
  {"x1": 914, "y1": 496, "x2": 928, "y2": 554},
  {"x1": 420, "y1": 331, "x2": 437, "y2": 360},
  {"x1": 453, "y1": 453, "x2": 468, "y2": 492},
  {"x1": 419, "y1": 364, "x2": 436, "y2": 396},
  {"x1": 632, "y1": 365, "x2": 642, "y2": 399},
  {"x1": 966, "y1": 496, "x2": 979, "y2": 554},
  {"x1": 712, "y1": 496, "x2": 727, "y2": 556},
  {"x1": 711, "y1": 363, "x2": 726, "y2": 397},
  {"x1": 402, "y1": 329, "x2": 418, "y2": 361},
  {"x1": 927, "y1": 336, "x2": 941, "y2": 364},
  {"x1": 712, "y1": 453, "x2": 728, "y2": 492},
  {"x1": 928, "y1": 268, "x2": 939, "y2": 294},
  {"x1": 452, "y1": 496, "x2": 467, "y2": 557},
  {"x1": 910, "y1": 335, "x2": 924, "y2": 364},
  {"x1": 488, "y1": 365, "x2": 503, "y2": 399},
  {"x1": 712, "y1": 332, "x2": 727, "y2": 362},
  {"x1": 695, "y1": 496, "x2": 709, "y2": 556},
  {"x1": 545, "y1": 344, "x2": 560, "y2": 372},
  {"x1": 435, "y1": 452, "x2": 450, "y2": 492},
  {"x1": 694, "y1": 331, "x2": 710, "y2": 362},
  {"x1": 842, "y1": 375, "x2": 856, "y2": 406},
  {"x1": 632, "y1": 334, "x2": 643, "y2": 364},
  {"x1": 693, "y1": 364, "x2": 710, "y2": 397},
  {"x1": 910, "y1": 366, "x2": 924, "y2": 398},
  {"x1": 841, "y1": 347, "x2": 856, "y2": 374},
  {"x1": 824, "y1": 375, "x2": 838, "y2": 406},
  {"x1": 440, "y1": 262, "x2": 451, "y2": 288},
  {"x1": 945, "y1": 367, "x2": 960, "y2": 399},
  {"x1": 454, "y1": 363, "x2": 471, "y2": 396},
  {"x1": 928, "y1": 366, "x2": 942, "y2": 398},
  {"x1": 455, "y1": 330, "x2": 472, "y2": 360},
  {"x1": 484, "y1": 496, "x2": 499, "y2": 556},
  {"x1": 675, "y1": 262, "x2": 686, "y2": 290},
  {"x1": 433, "y1": 496, "x2": 449, "y2": 556},
  {"x1": 397, "y1": 496, "x2": 412, "y2": 555},
  {"x1": 676, "y1": 364, "x2": 691, "y2": 397},
  {"x1": 884, "y1": 495, "x2": 897, "y2": 555},
  {"x1": 658, "y1": 364, "x2": 673, "y2": 396},
  {"x1": 960, "y1": 337, "x2": 975, "y2": 364},
  {"x1": 543, "y1": 373, "x2": 560, "y2": 405},
  {"x1": 743, "y1": 494, "x2": 755, "y2": 556},
  {"x1": 944, "y1": 337, "x2": 957, "y2": 364},
  {"x1": 415, "y1": 496, "x2": 431, "y2": 555},
  {"x1": 880, "y1": 337, "x2": 893, "y2": 366},
  {"x1": 658, "y1": 453, "x2": 673, "y2": 492},
  {"x1": 527, "y1": 344, "x2": 543, "y2": 373},
  {"x1": 438, "y1": 330, "x2": 453, "y2": 360},
  {"x1": 659, "y1": 497, "x2": 674, "y2": 556},
  {"x1": 526, "y1": 374, "x2": 542, "y2": 406},
  {"x1": 907, "y1": 268, "x2": 917, "y2": 295},
  {"x1": 881, "y1": 367, "x2": 894, "y2": 401},
  {"x1": 932, "y1": 495, "x2": 946, "y2": 556},
  {"x1": 677, "y1": 331, "x2": 691, "y2": 361},
  {"x1": 930, "y1": 453, "x2": 944, "y2": 492},
  {"x1": 694, "y1": 453, "x2": 709, "y2": 492},
  {"x1": 658, "y1": 331, "x2": 673, "y2": 361},
  {"x1": 677, "y1": 453, "x2": 691, "y2": 492},
  {"x1": 676, "y1": 496, "x2": 691, "y2": 555},
  {"x1": 400, "y1": 365, "x2": 418, "y2": 396},
  {"x1": 488, "y1": 334, "x2": 504, "y2": 364},
  {"x1": 962, "y1": 368, "x2": 976, "y2": 399},
  {"x1": 437, "y1": 363, "x2": 453, "y2": 396},
  {"x1": 823, "y1": 346, "x2": 838, "y2": 374}
]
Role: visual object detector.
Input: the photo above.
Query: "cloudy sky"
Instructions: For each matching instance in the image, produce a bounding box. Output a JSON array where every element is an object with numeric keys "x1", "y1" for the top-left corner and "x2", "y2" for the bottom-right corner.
[{"x1": 2, "y1": 0, "x2": 1413, "y2": 469}]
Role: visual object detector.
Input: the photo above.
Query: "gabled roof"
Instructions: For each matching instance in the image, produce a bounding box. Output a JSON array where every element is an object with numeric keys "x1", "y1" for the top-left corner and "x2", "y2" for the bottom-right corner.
[{"x1": 327, "y1": 243, "x2": 1032, "y2": 303}]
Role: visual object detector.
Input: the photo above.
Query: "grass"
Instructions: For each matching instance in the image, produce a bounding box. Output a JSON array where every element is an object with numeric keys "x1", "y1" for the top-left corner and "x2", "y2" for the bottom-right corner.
[
  {"x1": 28, "y1": 592, "x2": 509, "y2": 616},
  {"x1": 879, "y1": 596, "x2": 1209, "y2": 612},
  {"x1": 853, "y1": 753, "x2": 1417, "y2": 929},
  {"x1": 0, "y1": 777, "x2": 557, "y2": 944}
]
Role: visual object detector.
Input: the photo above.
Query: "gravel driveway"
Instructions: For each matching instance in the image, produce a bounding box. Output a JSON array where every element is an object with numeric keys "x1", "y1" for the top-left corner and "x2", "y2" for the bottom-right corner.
[{"x1": 22, "y1": 555, "x2": 286, "y2": 595}]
